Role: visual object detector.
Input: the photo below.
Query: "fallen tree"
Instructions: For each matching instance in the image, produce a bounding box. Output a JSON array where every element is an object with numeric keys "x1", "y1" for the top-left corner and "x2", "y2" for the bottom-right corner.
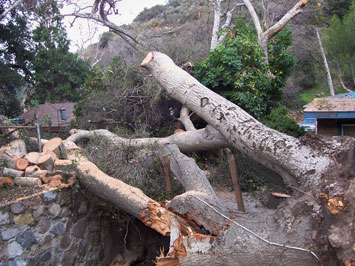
[{"x1": 63, "y1": 51, "x2": 355, "y2": 265}]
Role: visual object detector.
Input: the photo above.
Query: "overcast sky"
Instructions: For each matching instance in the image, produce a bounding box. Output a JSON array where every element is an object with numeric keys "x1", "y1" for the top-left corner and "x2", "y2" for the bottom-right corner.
[{"x1": 63, "y1": 0, "x2": 168, "y2": 51}]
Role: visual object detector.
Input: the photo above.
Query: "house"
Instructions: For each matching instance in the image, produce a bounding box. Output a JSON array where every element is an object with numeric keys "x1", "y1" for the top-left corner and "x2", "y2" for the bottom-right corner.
[
  {"x1": 20, "y1": 102, "x2": 75, "y2": 127},
  {"x1": 303, "y1": 97, "x2": 355, "y2": 137}
]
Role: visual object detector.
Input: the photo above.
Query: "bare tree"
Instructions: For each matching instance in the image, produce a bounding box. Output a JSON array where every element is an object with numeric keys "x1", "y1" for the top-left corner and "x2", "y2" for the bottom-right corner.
[
  {"x1": 209, "y1": 0, "x2": 245, "y2": 50},
  {"x1": 242, "y1": 0, "x2": 308, "y2": 62},
  {"x1": 315, "y1": 27, "x2": 335, "y2": 96}
]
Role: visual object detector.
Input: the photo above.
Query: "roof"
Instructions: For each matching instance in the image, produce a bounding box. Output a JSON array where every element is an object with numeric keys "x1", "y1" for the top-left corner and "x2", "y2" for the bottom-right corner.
[
  {"x1": 304, "y1": 98, "x2": 355, "y2": 113},
  {"x1": 302, "y1": 92, "x2": 355, "y2": 108}
]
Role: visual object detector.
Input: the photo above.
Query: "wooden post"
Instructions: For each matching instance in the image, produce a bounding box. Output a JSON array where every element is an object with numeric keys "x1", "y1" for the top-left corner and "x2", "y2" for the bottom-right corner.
[
  {"x1": 225, "y1": 148, "x2": 245, "y2": 212},
  {"x1": 161, "y1": 155, "x2": 172, "y2": 192},
  {"x1": 36, "y1": 122, "x2": 42, "y2": 153}
]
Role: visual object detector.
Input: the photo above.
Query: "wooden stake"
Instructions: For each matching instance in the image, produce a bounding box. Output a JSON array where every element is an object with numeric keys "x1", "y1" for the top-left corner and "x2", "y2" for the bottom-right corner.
[
  {"x1": 36, "y1": 122, "x2": 42, "y2": 153},
  {"x1": 161, "y1": 155, "x2": 172, "y2": 192},
  {"x1": 225, "y1": 148, "x2": 245, "y2": 212}
]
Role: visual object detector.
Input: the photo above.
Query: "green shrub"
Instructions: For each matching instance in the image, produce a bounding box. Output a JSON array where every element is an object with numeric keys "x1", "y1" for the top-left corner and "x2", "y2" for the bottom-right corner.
[
  {"x1": 194, "y1": 19, "x2": 294, "y2": 120},
  {"x1": 261, "y1": 105, "x2": 305, "y2": 138}
]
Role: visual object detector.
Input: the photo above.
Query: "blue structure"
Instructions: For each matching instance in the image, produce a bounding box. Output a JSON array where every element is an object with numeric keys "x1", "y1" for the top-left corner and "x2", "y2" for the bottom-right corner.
[{"x1": 303, "y1": 97, "x2": 355, "y2": 137}]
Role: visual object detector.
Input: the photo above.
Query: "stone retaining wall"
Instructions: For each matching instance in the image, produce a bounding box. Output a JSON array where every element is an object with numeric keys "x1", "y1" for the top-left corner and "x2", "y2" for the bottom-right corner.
[{"x1": 0, "y1": 187, "x2": 112, "y2": 266}]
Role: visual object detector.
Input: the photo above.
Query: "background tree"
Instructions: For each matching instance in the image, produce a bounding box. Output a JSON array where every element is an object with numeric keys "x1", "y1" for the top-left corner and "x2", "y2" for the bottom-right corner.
[
  {"x1": 0, "y1": 1, "x2": 34, "y2": 116},
  {"x1": 29, "y1": 1, "x2": 90, "y2": 104},
  {"x1": 325, "y1": 0, "x2": 355, "y2": 89},
  {"x1": 194, "y1": 20, "x2": 294, "y2": 120}
]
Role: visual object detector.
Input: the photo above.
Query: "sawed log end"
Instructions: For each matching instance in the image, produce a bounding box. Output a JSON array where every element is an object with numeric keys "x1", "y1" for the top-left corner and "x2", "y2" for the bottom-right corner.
[{"x1": 141, "y1": 51, "x2": 154, "y2": 67}]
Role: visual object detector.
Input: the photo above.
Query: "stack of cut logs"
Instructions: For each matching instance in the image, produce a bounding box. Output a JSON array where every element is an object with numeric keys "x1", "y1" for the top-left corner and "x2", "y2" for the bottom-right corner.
[{"x1": 0, "y1": 138, "x2": 74, "y2": 188}]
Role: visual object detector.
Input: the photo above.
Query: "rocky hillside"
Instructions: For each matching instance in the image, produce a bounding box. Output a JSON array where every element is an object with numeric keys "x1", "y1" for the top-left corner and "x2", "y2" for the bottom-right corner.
[{"x1": 79, "y1": 0, "x2": 339, "y2": 107}]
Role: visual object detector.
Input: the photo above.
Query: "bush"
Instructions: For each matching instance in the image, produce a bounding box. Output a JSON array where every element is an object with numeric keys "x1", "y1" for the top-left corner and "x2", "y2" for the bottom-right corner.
[
  {"x1": 194, "y1": 19, "x2": 294, "y2": 120},
  {"x1": 261, "y1": 105, "x2": 305, "y2": 138}
]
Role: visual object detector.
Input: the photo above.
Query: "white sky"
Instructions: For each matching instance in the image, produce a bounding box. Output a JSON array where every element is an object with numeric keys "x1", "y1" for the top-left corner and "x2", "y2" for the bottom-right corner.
[{"x1": 62, "y1": 0, "x2": 168, "y2": 52}]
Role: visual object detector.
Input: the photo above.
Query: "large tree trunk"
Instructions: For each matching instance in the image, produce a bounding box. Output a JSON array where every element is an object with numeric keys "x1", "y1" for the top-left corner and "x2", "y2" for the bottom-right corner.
[{"x1": 141, "y1": 51, "x2": 337, "y2": 189}]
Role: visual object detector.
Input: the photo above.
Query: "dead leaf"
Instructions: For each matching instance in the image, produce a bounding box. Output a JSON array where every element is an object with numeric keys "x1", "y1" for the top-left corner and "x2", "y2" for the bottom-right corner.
[
  {"x1": 319, "y1": 193, "x2": 329, "y2": 201},
  {"x1": 272, "y1": 192, "x2": 291, "y2": 198},
  {"x1": 327, "y1": 196, "x2": 347, "y2": 215}
]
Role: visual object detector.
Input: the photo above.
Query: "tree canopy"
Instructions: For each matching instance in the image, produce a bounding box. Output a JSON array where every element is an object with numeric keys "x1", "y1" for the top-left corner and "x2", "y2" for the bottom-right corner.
[{"x1": 194, "y1": 19, "x2": 294, "y2": 120}]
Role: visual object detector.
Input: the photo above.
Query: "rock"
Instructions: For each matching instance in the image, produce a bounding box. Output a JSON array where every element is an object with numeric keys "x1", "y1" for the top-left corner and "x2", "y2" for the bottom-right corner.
[
  {"x1": 43, "y1": 192, "x2": 56, "y2": 202},
  {"x1": 329, "y1": 224, "x2": 350, "y2": 248},
  {"x1": 7, "y1": 241, "x2": 23, "y2": 258},
  {"x1": 14, "y1": 213, "x2": 34, "y2": 225},
  {"x1": 36, "y1": 218, "x2": 50, "y2": 234},
  {"x1": 0, "y1": 211, "x2": 9, "y2": 225},
  {"x1": 51, "y1": 221, "x2": 66, "y2": 236},
  {"x1": 1, "y1": 228, "x2": 20, "y2": 241},
  {"x1": 48, "y1": 203, "x2": 61, "y2": 218},
  {"x1": 13, "y1": 257, "x2": 26, "y2": 266},
  {"x1": 78, "y1": 239, "x2": 88, "y2": 256},
  {"x1": 78, "y1": 201, "x2": 88, "y2": 215},
  {"x1": 10, "y1": 202, "x2": 24, "y2": 214},
  {"x1": 72, "y1": 218, "x2": 87, "y2": 238},
  {"x1": 60, "y1": 231, "x2": 72, "y2": 250},
  {"x1": 16, "y1": 230, "x2": 37, "y2": 249},
  {"x1": 32, "y1": 205, "x2": 44, "y2": 220},
  {"x1": 39, "y1": 251, "x2": 51, "y2": 262},
  {"x1": 62, "y1": 250, "x2": 76, "y2": 265},
  {"x1": 89, "y1": 221, "x2": 101, "y2": 232}
]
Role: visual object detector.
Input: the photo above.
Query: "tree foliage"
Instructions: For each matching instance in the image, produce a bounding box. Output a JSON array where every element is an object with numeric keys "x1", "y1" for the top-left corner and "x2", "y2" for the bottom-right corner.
[
  {"x1": 0, "y1": 2, "x2": 33, "y2": 116},
  {"x1": 325, "y1": 0, "x2": 355, "y2": 87},
  {"x1": 261, "y1": 105, "x2": 304, "y2": 138},
  {"x1": 30, "y1": 2, "x2": 90, "y2": 104},
  {"x1": 194, "y1": 19, "x2": 294, "y2": 119},
  {"x1": 324, "y1": 0, "x2": 352, "y2": 19}
]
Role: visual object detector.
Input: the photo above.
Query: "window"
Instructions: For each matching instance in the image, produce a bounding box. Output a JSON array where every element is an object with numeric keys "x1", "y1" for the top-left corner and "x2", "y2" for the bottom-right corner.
[{"x1": 60, "y1": 109, "x2": 67, "y2": 121}]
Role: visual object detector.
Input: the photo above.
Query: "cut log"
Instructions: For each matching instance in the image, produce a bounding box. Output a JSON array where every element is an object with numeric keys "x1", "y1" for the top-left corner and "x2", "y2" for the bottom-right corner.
[
  {"x1": 54, "y1": 159, "x2": 73, "y2": 171},
  {"x1": 15, "y1": 158, "x2": 29, "y2": 171},
  {"x1": 14, "y1": 177, "x2": 42, "y2": 187},
  {"x1": 41, "y1": 174, "x2": 62, "y2": 186},
  {"x1": 0, "y1": 139, "x2": 27, "y2": 168},
  {"x1": 43, "y1": 137, "x2": 62, "y2": 154},
  {"x1": 24, "y1": 152, "x2": 42, "y2": 165},
  {"x1": 24, "y1": 165, "x2": 47, "y2": 178},
  {"x1": 38, "y1": 154, "x2": 54, "y2": 171},
  {"x1": 2, "y1": 167, "x2": 24, "y2": 177},
  {"x1": 45, "y1": 150, "x2": 57, "y2": 161}
]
